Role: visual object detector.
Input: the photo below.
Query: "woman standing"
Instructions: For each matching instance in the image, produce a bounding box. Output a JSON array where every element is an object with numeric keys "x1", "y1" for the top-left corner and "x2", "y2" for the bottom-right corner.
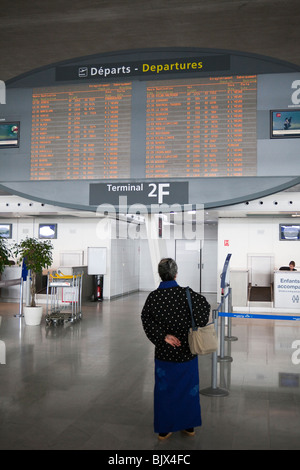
[{"x1": 141, "y1": 258, "x2": 210, "y2": 440}]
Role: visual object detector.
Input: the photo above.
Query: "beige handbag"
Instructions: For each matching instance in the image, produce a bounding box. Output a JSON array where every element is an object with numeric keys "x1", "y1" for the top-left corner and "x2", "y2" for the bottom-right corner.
[{"x1": 186, "y1": 287, "x2": 218, "y2": 355}]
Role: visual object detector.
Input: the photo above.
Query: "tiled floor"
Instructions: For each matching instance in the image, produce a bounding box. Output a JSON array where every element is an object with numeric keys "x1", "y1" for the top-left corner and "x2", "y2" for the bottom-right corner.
[{"x1": 1, "y1": 292, "x2": 300, "y2": 450}]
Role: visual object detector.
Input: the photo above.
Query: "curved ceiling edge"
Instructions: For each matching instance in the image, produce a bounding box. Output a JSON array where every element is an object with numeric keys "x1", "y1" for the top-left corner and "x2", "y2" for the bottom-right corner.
[
  {"x1": 6, "y1": 46, "x2": 300, "y2": 87},
  {"x1": 1, "y1": 177, "x2": 299, "y2": 213},
  {"x1": 201, "y1": 177, "x2": 300, "y2": 209}
]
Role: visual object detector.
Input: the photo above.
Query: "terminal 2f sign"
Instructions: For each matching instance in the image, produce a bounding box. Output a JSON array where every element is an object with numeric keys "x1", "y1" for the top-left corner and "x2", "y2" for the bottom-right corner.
[{"x1": 89, "y1": 181, "x2": 189, "y2": 206}]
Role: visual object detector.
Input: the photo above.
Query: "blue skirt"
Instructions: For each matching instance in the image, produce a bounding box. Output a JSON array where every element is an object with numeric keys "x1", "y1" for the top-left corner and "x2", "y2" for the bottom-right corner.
[{"x1": 154, "y1": 357, "x2": 202, "y2": 434}]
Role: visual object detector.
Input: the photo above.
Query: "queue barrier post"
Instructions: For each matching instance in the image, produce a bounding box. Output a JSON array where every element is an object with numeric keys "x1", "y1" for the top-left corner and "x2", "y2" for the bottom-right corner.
[
  {"x1": 225, "y1": 287, "x2": 238, "y2": 342},
  {"x1": 14, "y1": 278, "x2": 24, "y2": 319},
  {"x1": 200, "y1": 307, "x2": 229, "y2": 397},
  {"x1": 218, "y1": 292, "x2": 233, "y2": 363},
  {"x1": 0, "y1": 277, "x2": 24, "y2": 319}
]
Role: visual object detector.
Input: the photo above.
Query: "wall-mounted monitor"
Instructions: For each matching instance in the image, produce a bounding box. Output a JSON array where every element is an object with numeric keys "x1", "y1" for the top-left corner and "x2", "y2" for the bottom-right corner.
[
  {"x1": 38, "y1": 223, "x2": 57, "y2": 239},
  {"x1": 0, "y1": 122, "x2": 20, "y2": 148},
  {"x1": 0, "y1": 223, "x2": 12, "y2": 238},
  {"x1": 279, "y1": 224, "x2": 300, "y2": 241},
  {"x1": 271, "y1": 110, "x2": 300, "y2": 138}
]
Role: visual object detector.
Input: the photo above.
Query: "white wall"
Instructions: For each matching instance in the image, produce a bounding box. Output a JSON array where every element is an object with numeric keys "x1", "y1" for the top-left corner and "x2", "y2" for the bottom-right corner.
[
  {"x1": 218, "y1": 217, "x2": 300, "y2": 280},
  {"x1": 9, "y1": 216, "x2": 110, "y2": 265},
  {"x1": 6, "y1": 216, "x2": 111, "y2": 298},
  {"x1": 110, "y1": 237, "x2": 140, "y2": 297},
  {"x1": 7, "y1": 212, "x2": 298, "y2": 302},
  {"x1": 139, "y1": 238, "x2": 175, "y2": 292},
  {"x1": 5, "y1": 216, "x2": 152, "y2": 300}
]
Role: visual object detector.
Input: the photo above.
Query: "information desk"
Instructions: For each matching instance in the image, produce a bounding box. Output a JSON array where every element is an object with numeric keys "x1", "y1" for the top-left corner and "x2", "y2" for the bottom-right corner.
[{"x1": 274, "y1": 271, "x2": 300, "y2": 309}]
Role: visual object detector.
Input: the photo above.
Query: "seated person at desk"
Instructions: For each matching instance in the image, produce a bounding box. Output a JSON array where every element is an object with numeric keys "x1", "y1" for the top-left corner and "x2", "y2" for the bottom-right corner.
[{"x1": 279, "y1": 260, "x2": 297, "y2": 271}]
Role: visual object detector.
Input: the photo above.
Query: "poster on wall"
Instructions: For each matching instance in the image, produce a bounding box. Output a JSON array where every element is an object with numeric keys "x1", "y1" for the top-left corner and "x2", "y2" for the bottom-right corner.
[
  {"x1": 274, "y1": 271, "x2": 300, "y2": 309},
  {"x1": 87, "y1": 247, "x2": 107, "y2": 275}
]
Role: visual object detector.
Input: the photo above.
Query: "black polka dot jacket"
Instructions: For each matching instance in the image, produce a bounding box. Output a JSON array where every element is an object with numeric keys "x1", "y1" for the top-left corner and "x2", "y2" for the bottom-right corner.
[{"x1": 141, "y1": 282, "x2": 210, "y2": 362}]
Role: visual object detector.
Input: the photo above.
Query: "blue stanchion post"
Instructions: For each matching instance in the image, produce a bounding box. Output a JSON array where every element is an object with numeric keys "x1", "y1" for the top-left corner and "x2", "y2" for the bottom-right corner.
[
  {"x1": 218, "y1": 292, "x2": 233, "y2": 363},
  {"x1": 225, "y1": 287, "x2": 238, "y2": 342},
  {"x1": 200, "y1": 307, "x2": 229, "y2": 397}
]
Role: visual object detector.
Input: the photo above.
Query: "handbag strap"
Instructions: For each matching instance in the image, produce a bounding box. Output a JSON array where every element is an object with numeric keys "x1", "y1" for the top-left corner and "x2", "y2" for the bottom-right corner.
[{"x1": 186, "y1": 286, "x2": 197, "y2": 330}]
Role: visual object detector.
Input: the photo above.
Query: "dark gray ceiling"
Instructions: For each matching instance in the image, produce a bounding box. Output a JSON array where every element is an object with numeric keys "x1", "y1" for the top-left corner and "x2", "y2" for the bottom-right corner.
[{"x1": 1, "y1": 0, "x2": 300, "y2": 82}]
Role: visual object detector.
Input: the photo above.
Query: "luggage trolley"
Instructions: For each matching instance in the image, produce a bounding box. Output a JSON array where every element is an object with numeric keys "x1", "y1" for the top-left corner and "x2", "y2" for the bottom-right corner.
[{"x1": 46, "y1": 271, "x2": 83, "y2": 326}]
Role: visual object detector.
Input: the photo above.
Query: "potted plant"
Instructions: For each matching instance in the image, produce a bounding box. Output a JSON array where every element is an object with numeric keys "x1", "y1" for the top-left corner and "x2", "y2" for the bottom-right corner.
[
  {"x1": 13, "y1": 237, "x2": 53, "y2": 325},
  {"x1": 0, "y1": 237, "x2": 12, "y2": 276}
]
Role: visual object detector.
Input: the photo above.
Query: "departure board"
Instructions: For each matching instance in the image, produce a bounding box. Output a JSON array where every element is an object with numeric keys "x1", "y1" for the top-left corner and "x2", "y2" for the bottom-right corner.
[
  {"x1": 30, "y1": 75, "x2": 257, "y2": 181},
  {"x1": 145, "y1": 76, "x2": 257, "y2": 178},
  {"x1": 31, "y1": 83, "x2": 132, "y2": 180},
  {"x1": 2, "y1": 48, "x2": 300, "y2": 211}
]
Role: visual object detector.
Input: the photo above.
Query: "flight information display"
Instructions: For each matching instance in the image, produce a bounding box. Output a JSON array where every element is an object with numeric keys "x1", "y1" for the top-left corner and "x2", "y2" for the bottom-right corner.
[
  {"x1": 146, "y1": 76, "x2": 257, "y2": 178},
  {"x1": 31, "y1": 83, "x2": 132, "y2": 180},
  {"x1": 30, "y1": 75, "x2": 257, "y2": 181}
]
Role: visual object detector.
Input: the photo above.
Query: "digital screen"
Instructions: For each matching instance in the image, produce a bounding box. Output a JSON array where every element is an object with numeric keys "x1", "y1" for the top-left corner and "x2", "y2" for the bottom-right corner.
[
  {"x1": 38, "y1": 223, "x2": 57, "y2": 239},
  {"x1": 30, "y1": 75, "x2": 257, "y2": 181},
  {"x1": 279, "y1": 224, "x2": 300, "y2": 241},
  {"x1": 271, "y1": 110, "x2": 300, "y2": 138},
  {"x1": 146, "y1": 76, "x2": 257, "y2": 178},
  {"x1": 31, "y1": 83, "x2": 132, "y2": 180},
  {"x1": 0, "y1": 224, "x2": 12, "y2": 238},
  {"x1": 0, "y1": 122, "x2": 20, "y2": 148}
]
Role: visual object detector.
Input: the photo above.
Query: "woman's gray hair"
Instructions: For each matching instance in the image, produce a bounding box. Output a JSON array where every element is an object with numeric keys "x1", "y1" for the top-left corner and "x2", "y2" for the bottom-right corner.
[{"x1": 158, "y1": 258, "x2": 178, "y2": 281}]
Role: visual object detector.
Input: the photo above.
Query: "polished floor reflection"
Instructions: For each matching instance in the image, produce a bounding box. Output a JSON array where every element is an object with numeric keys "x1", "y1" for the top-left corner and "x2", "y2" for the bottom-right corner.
[{"x1": 0, "y1": 292, "x2": 300, "y2": 450}]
